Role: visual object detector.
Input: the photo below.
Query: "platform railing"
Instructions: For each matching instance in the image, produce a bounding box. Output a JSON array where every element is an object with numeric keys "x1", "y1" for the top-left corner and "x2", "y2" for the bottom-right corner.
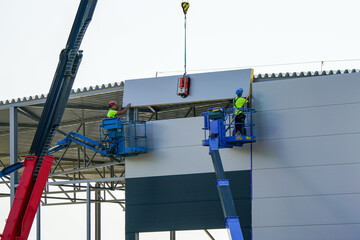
[
  {"x1": 202, "y1": 107, "x2": 255, "y2": 142},
  {"x1": 225, "y1": 107, "x2": 255, "y2": 137},
  {"x1": 99, "y1": 118, "x2": 147, "y2": 156},
  {"x1": 123, "y1": 121, "x2": 147, "y2": 151}
]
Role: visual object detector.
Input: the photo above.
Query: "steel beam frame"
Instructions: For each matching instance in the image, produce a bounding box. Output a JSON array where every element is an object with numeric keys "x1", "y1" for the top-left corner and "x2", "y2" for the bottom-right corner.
[{"x1": 9, "y1": 106, "x2": 18, "y2": 206}]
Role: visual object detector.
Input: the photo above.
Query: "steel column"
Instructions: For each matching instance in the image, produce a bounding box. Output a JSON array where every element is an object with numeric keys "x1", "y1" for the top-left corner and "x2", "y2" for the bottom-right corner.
[
  {"x1": 83, "y1": 120, "x2": 86, "y2": 167},
  {"x1": 87, "y1": 183, "x2": 91, "y2": 240},
  {"x1": 126, "y1": 108, "x2": 134, "y2": 121},
  {"x1": 9, "y1": 106, "x2": 18, "y2": 206},
  {"x1": 134, "y1": 108, "x2": 139, "y2": 121},
  {"x1": 36, "y1": 205, "x2": 41, "y2": 240},
  {"x1": 126, "y1": 107, "x2": 139, "y2": 121},
  {"x1": 95, "y1": 183, "x2": 101, "y2": 240},
  {"x1": 170, "y1": 231, "x2": 176, "y2": 240}
]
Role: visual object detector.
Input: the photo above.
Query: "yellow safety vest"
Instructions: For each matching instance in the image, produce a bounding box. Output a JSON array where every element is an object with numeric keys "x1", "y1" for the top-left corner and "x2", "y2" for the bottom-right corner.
[
  {"x1": 107, "y1": 109, "x2": 117, "y2": 118},
  {"x1": 233, "y1": 97, "x2": 248, "y2": 115}
]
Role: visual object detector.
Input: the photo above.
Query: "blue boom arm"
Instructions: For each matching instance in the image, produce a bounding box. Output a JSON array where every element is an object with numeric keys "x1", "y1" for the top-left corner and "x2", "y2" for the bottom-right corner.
[
  {"x1": 48, "y1": 118, "x2": 147, "y2": 158},
  {"x1": 0, "y1": 162, "x2": 24, "y2": 178},
  {"x1": 48, "y1": 131, "x2": 107, "y2": 156}
]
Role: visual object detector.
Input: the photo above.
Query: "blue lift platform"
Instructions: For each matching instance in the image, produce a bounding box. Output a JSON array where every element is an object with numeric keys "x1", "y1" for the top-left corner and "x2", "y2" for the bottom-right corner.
[
  {"x1": 0, "y1": 118, "x2": 147, "y2": 178},
  {"x1": 48, "y1": 117, "x2": 147, "y2": 158},
  {"x1": 201, "y1": 107, "x2": 256, "y2": 240}
]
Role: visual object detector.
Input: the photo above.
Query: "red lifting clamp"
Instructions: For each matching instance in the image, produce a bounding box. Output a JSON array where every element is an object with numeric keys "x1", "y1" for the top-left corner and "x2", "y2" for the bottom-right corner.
[{"x1": 177, "y1": 76, "x2": 190, "y2": 98}]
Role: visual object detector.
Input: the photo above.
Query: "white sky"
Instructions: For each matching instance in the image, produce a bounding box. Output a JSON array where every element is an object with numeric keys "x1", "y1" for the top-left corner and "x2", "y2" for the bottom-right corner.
[
  {"x1": 1, "y1": 0, "x2": 360, "y2": 239},
  {"x1": 1, "y1": 0, "x2": 360, "y2": 102}
]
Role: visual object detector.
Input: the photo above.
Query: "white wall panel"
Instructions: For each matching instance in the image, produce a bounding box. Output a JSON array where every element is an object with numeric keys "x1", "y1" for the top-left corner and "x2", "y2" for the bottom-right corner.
[
  {"x1": 253, "y1": 194, "x2": 360, "y2": 227},
  {"x1": 126, "y1": 145, "x2": 250, "y2": 178},
  {"x1": 252, "y1": 73, "x2": 360, "y2": 112},
  {"x1": 253, "y1": 224, "x2": 360, "y2": 240},
  {"x1": 253, "y1": 133, "x2": 360, "y2": 169},
  {"x1": 126, "y1": 117, "x2": 251, "y2": 179},
  {"x1": 146, "y1": 117, "x2": 203, "y2": 150},
  {"x1": 254, "y1": 103, "x2": 360, "y2": 140},
  {"x1": 252, "y1": 73, "x2": 360, "y2": 240},
  {"x1": 123, "y1": 69, "x2": 252, "y2": 107},
  {"x1": 253, "y1": 164, "x2": 360, "y2": 198}
]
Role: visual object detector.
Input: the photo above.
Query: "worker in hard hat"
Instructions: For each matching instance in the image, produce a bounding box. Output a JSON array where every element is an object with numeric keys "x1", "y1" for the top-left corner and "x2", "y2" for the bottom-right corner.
[
  {"x1": 107, "y1": 101, "x2": 131, "y2": 118},
  {"x1": 233, "y1": 88, "x2": 249, "y2": 135}
]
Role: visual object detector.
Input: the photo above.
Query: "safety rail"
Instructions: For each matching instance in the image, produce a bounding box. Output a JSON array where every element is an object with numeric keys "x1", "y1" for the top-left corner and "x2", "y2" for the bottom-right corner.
[
  {"x1": 99, "y1": 118, "x2": 147, "y2": 156},
  {"x1": 123, "y1": 121, "x2": 147, "y2": 155},
  {"x1": 225, "y1": 107, "x2": 255, "y2": 137},
  {"x1": 201, "y1": 107, "x2": 256, "y2": 148}
]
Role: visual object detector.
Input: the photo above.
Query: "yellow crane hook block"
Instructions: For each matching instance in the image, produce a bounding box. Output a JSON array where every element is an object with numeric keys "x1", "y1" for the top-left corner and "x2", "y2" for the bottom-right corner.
[{"x1": 181, "y1": 2, "x2": 189, "y2": 15}]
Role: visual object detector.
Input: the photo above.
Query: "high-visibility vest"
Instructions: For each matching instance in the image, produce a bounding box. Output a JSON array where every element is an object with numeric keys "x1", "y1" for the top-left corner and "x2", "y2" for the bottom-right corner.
[
  {"x1": 107, "y1": 109, "x2": 117, "y2": 118},
  {"x1": 233, "y1": 97, "x2": 248, "y2": 114}
]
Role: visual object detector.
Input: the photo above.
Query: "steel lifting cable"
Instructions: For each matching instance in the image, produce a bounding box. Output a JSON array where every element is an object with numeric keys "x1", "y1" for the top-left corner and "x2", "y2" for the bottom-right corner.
[{"x1": 181, "y1": 1, "x2": 189, "y2": 76}]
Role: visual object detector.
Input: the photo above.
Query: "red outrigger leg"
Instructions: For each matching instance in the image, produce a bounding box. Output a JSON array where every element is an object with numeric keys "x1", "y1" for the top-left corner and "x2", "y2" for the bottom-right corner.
[{"x1": 1, "y1": 155, "x2": 54, "y2": 240}]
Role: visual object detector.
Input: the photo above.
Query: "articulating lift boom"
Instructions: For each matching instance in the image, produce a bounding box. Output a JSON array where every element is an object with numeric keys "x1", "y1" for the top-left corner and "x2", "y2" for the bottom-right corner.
[
  {"x1": 0, "y1": 162, "x2": 24, "y2": 179},
  {"x1": 0, "y1": 1, "x2": 98, "y2": 239},
  {"x1": 202, "y1": 107, "x2": 256, "y2": 240},
  {"x1": 48, "y1": 118, "x2": 147, "y2": 158}
]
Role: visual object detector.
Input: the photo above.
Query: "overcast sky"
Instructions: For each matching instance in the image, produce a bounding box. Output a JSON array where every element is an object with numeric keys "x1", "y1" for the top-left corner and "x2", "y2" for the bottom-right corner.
[
  {"x1": 1, "y1": 0, "x2": 360, "y2": 102},
  {"x1": 1, "y1": 0, "x2": 360, "y2": 239}
]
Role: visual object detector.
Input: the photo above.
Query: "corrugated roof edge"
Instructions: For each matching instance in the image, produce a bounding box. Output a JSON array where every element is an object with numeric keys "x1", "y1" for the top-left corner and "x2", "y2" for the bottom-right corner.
[
  {"x1": 254, "y1": 69, "x2": 360, "y2": 80},
  {"x1": 1, "y1": 68, "x2": 359, "y2": 105},
  {"x1": 0, "y1": 81, "x2": 124, "y2": 105}
]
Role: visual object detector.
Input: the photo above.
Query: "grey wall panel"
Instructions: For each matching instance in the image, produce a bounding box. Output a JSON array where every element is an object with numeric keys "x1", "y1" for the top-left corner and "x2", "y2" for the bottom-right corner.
[
  {"x1": 254, "y1": 103, "x2": 360, "y2": 141},
  {"x1": 253, "y1": 194, "x2": 360, "y2": 227},
  {"x1": 123, "y1": 69, "x2": 252, "y2": 107},
  {"x1": 126, "y1": 117, "x2": 251, "y2": 179},
  {"x1": 252, "y1": 72, "x2": 360, "y2": 112},
  {"x1": 253, "y1": 224, "x2": 360, "y2": 240},
  {"x1": 126, "y1": 171, "x2": 251, "y2": 207},
  {"x1": 253, "y1": 164, "x2": 360, "y2": 198},
  {"x1": 126, "y1": 145, "x2": 251, "y2": 178},
  {"x1": 126, "y1": 171, "x2": 251, "y2": 239},
  {"x1": 146, "y1": 117, "x2": 203, "y2": 150},
  {"x1": 253, "y1": 133, "x2": 360, "y2": 169},
  {"x1": 251, "y1": 72, "x2": 360, "y2": 240}
]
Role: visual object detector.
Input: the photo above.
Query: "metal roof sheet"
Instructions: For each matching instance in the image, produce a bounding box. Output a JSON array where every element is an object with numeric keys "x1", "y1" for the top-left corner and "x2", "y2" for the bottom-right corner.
[
  {"x1": 253, "y1": 69, "x2": 360, "y2": 80},
  {"x1": 1, "y1": 68, "x2": 359, "y2": 105}
]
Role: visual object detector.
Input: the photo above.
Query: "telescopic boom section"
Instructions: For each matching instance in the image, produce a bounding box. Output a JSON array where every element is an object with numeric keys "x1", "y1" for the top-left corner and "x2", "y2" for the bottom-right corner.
[
  {"x1": 1, "y1": 1, "x2": 97, "y2": 239},
  {"x1": 29, "y1": 0, "x2": 97, "y2": 180}
]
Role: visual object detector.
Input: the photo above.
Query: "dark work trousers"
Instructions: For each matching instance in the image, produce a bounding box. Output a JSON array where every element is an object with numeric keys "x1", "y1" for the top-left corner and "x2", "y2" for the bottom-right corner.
[{"x1": 235, "y1": 113, "x2": 246, "y2": 135}]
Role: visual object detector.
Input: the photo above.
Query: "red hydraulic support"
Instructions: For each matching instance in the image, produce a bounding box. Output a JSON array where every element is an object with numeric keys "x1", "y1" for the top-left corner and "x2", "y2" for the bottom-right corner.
[{"x1": 0, "y1": 155, "x2": 54, "y2": 240}]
